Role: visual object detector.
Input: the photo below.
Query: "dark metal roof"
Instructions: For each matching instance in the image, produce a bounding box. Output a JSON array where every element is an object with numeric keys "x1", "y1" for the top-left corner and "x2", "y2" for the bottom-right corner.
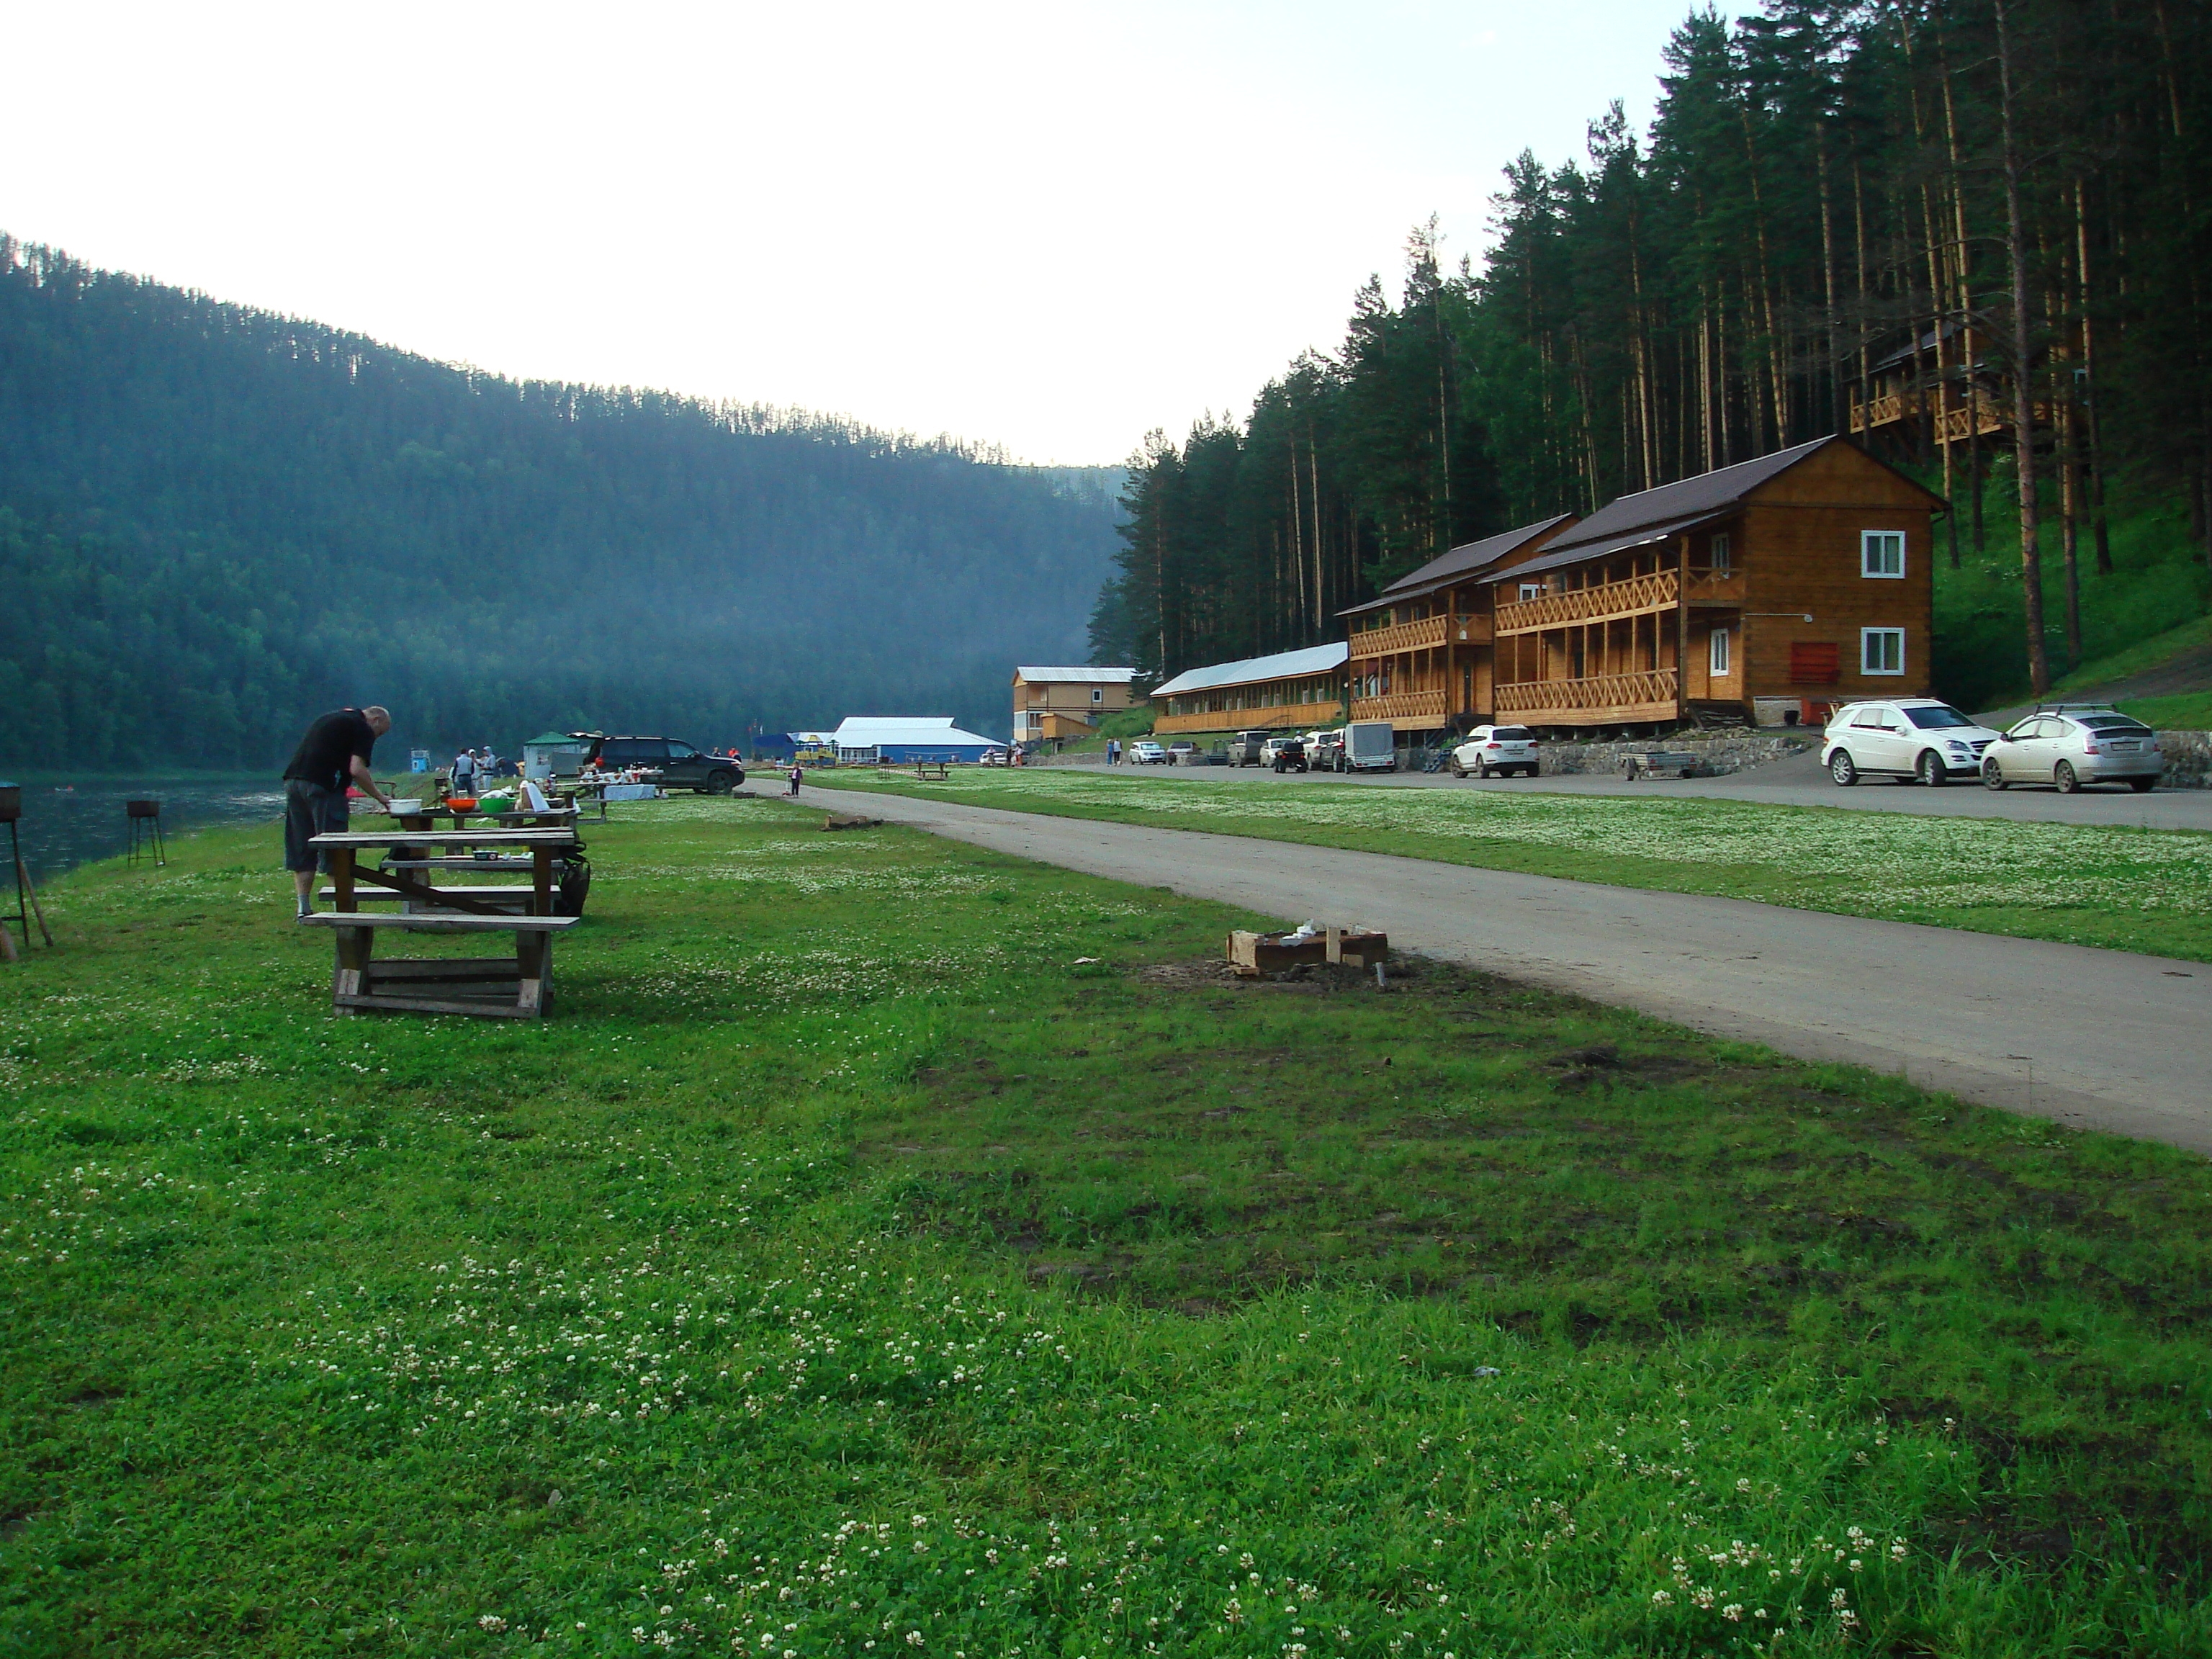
[
  {"x1": 1339, "y1": 515, "x2": 1576, "y2": 616},
  {"x1": 1475, "y1": 512, "x2": 1730, "y2": 585},
  {"x1": 1542, "y1": 438, "x2": 1833, "y2": 554}
]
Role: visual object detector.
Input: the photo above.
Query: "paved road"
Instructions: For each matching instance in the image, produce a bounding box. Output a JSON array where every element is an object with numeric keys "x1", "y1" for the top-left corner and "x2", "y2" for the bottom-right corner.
[
  {"x1": 806, "y1": 785, "x2": 2212, "y2": 1156},
  {"x1": 1051, "y1": 748, "x2": 2212, "y2": 832}
]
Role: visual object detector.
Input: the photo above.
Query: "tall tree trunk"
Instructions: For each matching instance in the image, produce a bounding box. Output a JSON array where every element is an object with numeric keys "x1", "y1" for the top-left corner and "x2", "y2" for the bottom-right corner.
[
  {"x1": 2073, "y1": 178, "x2": 2114, "y2": 575},
  {"x1": 1994, "y1": 0, "x2": 2050, "y2": 694},
  {"x1": 1817, "y1": 122, "x2": 1843, "y2": 437},
  {"x1": 2051, "y1": 271, "x2": 2083, "y2": 666}
]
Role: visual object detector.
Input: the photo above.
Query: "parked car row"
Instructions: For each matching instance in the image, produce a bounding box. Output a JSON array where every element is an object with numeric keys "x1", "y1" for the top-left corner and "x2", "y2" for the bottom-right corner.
[{"x1": 1821, "y1": 700, "x2": 2163, "y2": 792}]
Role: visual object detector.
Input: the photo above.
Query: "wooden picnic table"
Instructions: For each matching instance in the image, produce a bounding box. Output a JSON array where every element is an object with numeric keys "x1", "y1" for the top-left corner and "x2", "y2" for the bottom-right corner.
[{"x1": 307, "y1": 827, "x2": 583, "y2": 1018}]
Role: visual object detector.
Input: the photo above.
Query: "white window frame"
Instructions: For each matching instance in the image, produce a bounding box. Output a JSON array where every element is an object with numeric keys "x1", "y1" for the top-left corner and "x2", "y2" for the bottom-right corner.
[
  {"x1": 1861, "y1": 529, "x2": 1906, "y2": 579},
  {"x1": 1861, "y1": 627, "x2": 1905, "y2": 675},
  {"x1": 1519, "y1": 582, "x2": 1544, "y2": 601},
  {"x1": 1709, "y1": 532, "x2": 1731, "y2": 572},
  {"x1": 1090, "y1": 685, "x2": 1104, "y2": 704},
  {"x1": 1709, "y1": 626, "x2": 1732, "y2": 677}
]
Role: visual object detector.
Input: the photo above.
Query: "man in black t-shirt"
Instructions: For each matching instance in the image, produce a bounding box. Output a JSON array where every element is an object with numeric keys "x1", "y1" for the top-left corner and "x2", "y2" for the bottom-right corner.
[{"x1": 283, "y1": 706, "x2": 393, "y2": 917}]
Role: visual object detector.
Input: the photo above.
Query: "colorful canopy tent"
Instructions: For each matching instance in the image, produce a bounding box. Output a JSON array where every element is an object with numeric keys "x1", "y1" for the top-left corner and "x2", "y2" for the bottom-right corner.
[{"x1": 832, "y1": 717, "x2": 999, "y2": 765}]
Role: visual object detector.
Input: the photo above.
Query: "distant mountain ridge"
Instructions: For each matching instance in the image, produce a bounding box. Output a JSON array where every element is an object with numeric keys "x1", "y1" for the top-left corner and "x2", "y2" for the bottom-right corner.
[{"x1": 0, "y1": 236, "x2": 1123, "y2": 768}]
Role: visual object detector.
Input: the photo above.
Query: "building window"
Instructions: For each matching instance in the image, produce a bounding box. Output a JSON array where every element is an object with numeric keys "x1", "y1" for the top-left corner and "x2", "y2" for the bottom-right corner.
[
  {"x1": 1091, "y1": 685, "x2": 1103, "y2": 704},
  {"x1": 1862, "y1": 529, "x2": 1905, "y2": 578},
  {"x1": 1709, "y1": 627, "x2": 1732, "y2": 676},
  {"x1": 1862, "y1": 627, "x2": 1905, "y2": 675},
  {"x1": 1709, "y1": 533, "x2": 1731, "y2": 572},
  {"x1": 1519, "y1": 582, "x2": 1544, "y2": 601}
]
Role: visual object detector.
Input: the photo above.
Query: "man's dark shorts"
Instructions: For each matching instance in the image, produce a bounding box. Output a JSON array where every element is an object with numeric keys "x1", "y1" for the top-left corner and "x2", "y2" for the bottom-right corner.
[{"x1": 284, "y1": 779, "x2": 349, "y2": 873}]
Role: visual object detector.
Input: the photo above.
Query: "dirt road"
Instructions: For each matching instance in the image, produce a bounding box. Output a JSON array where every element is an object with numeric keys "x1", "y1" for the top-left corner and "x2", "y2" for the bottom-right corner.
[{"x1": 807, "y1": 786, "x2": 2212, "y2": 1156}]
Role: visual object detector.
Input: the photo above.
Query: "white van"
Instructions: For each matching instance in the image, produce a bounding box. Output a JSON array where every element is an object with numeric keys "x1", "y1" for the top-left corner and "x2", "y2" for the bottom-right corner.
[{"x1": 1343, "y1": 721, "x2": 1397, "y2": 772}]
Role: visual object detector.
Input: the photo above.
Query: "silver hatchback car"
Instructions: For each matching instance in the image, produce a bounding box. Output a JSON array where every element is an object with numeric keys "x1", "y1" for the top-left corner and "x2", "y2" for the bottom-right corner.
[{"x1": 1982, "y1": 706, "x2": 2164, "y2": 793}]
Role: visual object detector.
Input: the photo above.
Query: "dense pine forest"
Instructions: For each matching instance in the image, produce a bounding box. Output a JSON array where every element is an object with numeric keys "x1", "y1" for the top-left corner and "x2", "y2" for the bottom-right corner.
[
  {"x1": 0, "y1": 238, "x2": 1120, "y2": 770},
  {"x1": 1090, "y1": 0, "x2": 2212, "y2": 709}
]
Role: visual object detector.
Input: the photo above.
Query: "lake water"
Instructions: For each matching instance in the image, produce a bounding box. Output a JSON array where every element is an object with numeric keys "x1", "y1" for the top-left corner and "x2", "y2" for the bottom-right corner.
[{"x1": 0, "y1": 774, "x2": 289, "y2": 884}]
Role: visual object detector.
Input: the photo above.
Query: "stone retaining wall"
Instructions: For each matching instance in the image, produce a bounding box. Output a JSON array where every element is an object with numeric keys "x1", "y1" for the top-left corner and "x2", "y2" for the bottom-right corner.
[
  {"x1": 2157, "y1": 730, "x2": 2211, "y2": 789},
  {"x1": 1527, "y1": 732, "x2": 1815, "y2": 777}
]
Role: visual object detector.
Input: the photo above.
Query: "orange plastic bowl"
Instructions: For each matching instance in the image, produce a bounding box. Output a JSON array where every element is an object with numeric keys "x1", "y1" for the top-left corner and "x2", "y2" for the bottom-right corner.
[{"x1": 446, "y1": 798, "x2": 479, "y2": 810}]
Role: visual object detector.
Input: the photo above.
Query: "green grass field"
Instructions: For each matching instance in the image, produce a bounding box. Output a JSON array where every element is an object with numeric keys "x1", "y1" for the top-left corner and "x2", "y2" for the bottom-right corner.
[
  {"x1": 818, "y1": 768, "x2": 2212, "y2": 964},
  {"x1": 4, "y1": 801, "x2": 2211, "y2": 1656}
]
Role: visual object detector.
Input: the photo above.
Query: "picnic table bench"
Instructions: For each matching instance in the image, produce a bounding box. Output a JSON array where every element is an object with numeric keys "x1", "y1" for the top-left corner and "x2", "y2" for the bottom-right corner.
[
  {"x1": 912, "y1": 762, "x2": 950, "y2": 781},
  {"x1": 307, "y1": 827, "x2": 584, "y2": 1018},
  {"x1": 394, "y1": 804, "x2": 580, "y2": 831}
]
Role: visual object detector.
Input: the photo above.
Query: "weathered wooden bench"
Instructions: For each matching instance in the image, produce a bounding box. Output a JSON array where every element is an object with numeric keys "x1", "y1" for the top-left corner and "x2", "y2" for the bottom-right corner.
[
  {"x1": 1619, "y1": 750, "x2": 1704, "y2": 781},
  {"x1": 913, "y1": 762, "x2": 950, "y2": 781},
  {"x1": 299, "y1": 913, "x2": 579, "y2": 1018}
]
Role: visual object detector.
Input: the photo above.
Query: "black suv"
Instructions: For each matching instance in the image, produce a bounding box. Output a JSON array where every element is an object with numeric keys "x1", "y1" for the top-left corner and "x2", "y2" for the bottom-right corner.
[{"x1": 590, "y1": 736, "x2": 745, "y2": 793}]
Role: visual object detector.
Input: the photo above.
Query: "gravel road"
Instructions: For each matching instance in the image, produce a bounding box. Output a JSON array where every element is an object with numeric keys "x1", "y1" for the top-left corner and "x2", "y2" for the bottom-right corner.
[{"x1": 807, "y1": 785, "x2": 2212, "y2": 1156}]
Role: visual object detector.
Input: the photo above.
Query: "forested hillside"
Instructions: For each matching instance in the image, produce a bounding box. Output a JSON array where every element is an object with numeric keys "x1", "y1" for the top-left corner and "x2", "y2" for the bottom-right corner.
[
  {"x1": 1091, "y1": 0, "x2": 2212, "y2": 707},
  {"x1": 0, "y1": 238, "x2": 1120, "y2": 769}
]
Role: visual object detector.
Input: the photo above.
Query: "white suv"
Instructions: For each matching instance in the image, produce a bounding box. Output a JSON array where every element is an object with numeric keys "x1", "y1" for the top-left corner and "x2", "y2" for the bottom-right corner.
[
  {"x1": 1822, "y1": 699, "x2": 2001, "y2": 786},
  {"x1": 1449, "y1": 725, "x2": 1540, "y2": 778}
]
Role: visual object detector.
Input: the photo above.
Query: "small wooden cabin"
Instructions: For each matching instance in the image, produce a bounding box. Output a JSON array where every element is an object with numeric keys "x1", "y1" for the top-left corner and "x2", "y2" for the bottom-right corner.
[{"x1": 1012, "y1": 666, "x2": 1138, "y2": 742}]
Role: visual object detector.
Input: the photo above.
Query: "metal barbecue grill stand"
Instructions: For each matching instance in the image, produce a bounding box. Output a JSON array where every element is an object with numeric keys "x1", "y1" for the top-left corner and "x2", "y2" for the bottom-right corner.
[
  {"x1": 127, "y1": 798, "x2": 166, "y2": 866},
  {"x1": 0, "y1": 783, "x2": 28, "y2": 953}
]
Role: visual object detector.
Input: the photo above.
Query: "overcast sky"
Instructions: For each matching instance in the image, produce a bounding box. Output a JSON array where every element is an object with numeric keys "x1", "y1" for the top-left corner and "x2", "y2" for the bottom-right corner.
[{"x1": 4, "y1": 1, "x2": 1732, "y2": 464}]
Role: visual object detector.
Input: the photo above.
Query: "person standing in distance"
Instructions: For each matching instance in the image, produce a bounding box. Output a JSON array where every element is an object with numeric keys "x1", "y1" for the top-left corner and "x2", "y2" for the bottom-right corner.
[
  {"x1": 451, "y1": 745, "x2": 477, "y2": 796},
  {"x1": 284, "y1": 706, "x2": 392, "y2": 917}
]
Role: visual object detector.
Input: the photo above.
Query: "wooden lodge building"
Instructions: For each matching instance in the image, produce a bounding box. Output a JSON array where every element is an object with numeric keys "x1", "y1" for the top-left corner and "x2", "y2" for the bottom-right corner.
[{"x1": 1150, "y1": 436, "x2": 1946, "y2": 742}]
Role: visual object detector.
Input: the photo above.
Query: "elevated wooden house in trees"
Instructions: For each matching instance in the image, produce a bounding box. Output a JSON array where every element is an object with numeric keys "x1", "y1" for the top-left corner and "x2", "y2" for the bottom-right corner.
[{"x1": 1340, "y1": 437, "x2": 1946, "y2": 736}]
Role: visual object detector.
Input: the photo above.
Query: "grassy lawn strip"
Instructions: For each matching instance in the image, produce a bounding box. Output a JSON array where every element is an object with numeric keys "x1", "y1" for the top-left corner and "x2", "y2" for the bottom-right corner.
[
  {"x1": 2121, "y1": 690, "x2": 2212, "y2": 731},
  {"x1": 4, "y1": 799, "x2": 2210, "y2": 1655},
  {"x1": 816, "y1": 768, "x2": 2212, "y2": 963}
]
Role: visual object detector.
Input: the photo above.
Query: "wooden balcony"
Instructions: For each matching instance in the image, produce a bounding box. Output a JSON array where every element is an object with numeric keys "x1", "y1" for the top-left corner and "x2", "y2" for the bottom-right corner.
[
  {"x1": 1496, "y1": 570, "x2": 1678, "y2": 634},
  {"x1": 1494, "y1": 667, "x2": 1679, "y2": 725},
  {"x1": 1346, "y1": 613, "x2": 1491, "y2": 659},
  {"x1": 1684, "y1": 569, "x2": 1744, "y2": 605},
  {"x1": 1349, "y1": 689, "x2": 1449, "y2": 725},
  {"x1": 1850, "y1": 390, "x2": 2049, "y2": 440}
]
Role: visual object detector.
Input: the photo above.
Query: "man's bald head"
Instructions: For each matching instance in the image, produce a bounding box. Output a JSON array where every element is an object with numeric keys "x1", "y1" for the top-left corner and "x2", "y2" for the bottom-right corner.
[{"x1": 362, "y1": 706, "x2": 392, "y2": 734}]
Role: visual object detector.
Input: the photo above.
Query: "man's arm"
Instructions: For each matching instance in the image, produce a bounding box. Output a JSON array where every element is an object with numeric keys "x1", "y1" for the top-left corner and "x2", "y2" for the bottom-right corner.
[{"x1": 350, "y1": 754, "x2": 391, "y2": 811}]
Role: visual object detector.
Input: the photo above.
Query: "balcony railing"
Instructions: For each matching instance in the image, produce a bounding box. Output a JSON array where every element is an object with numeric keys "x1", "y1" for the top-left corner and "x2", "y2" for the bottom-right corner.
[
  {"x1": 1683, "y1": 569, "x2": 1744, "y2": 603},
  {"x1": 1849, "y1": 390, "x2": 2049, "y2": 439},
  {"x1": 1349, "y1": 689, "x2": 1449, "y2": 723},
  {"x1": 1494, "y1": 667, "x2": 1679, "y2": 722},
  {"x1": 1346, "y1": 613, "x2": 1491, "y2": 658},
  {"x1": 1496, "y1": 570, "x2": 1679, "y2": 634}
]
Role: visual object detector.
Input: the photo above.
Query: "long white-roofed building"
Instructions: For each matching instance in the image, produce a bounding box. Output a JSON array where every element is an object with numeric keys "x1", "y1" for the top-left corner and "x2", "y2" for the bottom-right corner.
[
  {"x1": 1148, "y1": 642, "x2": 1349, "y2": 737},
  {"x1": 831, "y1": 716, "x2": 1000, "y2": 765}
]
